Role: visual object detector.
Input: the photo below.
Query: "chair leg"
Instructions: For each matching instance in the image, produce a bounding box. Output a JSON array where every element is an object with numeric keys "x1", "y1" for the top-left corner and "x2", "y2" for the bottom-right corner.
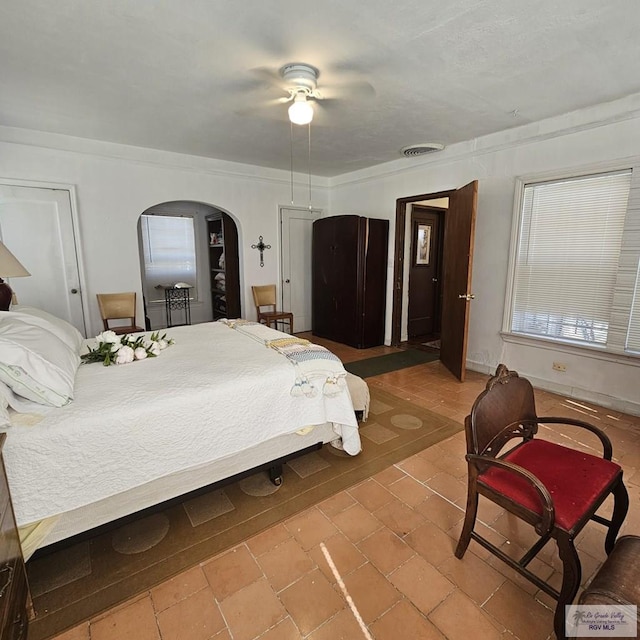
[
  {"x1": 455, "y1": 484, "x2": 478, "y2": 559},
  {"x1": 554, "y1": 533, "x2": 581, "y2": 640},
  {"x1": 605, "y1": 477, "x2": 629, "y2": 555}
]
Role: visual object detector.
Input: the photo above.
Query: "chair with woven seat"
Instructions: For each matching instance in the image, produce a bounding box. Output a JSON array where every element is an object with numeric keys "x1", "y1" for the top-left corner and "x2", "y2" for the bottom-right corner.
[
  {"x1": 251, "y1": 284, "x2": 293, "y2": 334},
  {"x1": 97, "y1": 292, "x2": 144, "y2": 335},
  {"x1": 455, "y1": 364, "x2": 629, "y2": 640}
]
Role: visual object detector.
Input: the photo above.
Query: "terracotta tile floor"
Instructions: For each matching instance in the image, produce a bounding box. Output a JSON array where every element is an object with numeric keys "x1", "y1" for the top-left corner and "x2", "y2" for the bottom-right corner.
[{"x1": 52, "y1": 338, "x2": 640, "y2": 640}]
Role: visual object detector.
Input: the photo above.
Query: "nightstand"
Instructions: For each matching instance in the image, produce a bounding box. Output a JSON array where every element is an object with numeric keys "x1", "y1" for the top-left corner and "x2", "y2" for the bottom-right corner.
[{"x1": 0, "y1": 434, "x2": 30, "y2": 639}]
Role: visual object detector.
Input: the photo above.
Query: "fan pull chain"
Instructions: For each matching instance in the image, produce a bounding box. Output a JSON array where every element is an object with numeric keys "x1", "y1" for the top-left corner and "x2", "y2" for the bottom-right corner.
[
  {"x1": 308, "y1": 122, "x2": 312, "y2": 210},
  {"x1": 290, "y1": 120, "x2": 294, "y2": 205}
]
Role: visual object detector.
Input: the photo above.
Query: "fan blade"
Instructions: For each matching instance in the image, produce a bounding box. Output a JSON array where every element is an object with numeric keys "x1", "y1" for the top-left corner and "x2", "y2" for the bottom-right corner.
[
  {"x1": 234, "y1": 96, "x2": 290, "y2": 118},
  {"x1": 222, "y1": 66, "x2": 287, "y2": 101},
  {"x1": 247, "y1": 66, "x2": 287, "y2": 91},
  {"x1": 317, "y1": 79, "x2": 376, "y2": 101}
]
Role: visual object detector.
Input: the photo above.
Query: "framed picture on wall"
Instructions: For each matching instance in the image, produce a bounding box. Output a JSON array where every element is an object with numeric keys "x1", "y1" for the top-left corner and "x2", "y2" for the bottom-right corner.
[{"x1": 415, "y1": 223, "x2": 431, "y2": 266}]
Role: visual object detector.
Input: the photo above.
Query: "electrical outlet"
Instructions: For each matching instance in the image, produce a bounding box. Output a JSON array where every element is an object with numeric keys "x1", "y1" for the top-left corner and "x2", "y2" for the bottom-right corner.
[{"x1": 552, "y1": 362, "x2": 567, "y2": 372}]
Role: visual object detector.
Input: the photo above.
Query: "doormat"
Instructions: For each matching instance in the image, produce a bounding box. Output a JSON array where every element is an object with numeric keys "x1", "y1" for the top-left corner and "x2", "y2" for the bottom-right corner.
[
  {"x1": 344, "y1": 349, "x2": 439, "y2": 378},
  {"x1": 26, "y1": 387, "x2": 462, "y2": 640}
]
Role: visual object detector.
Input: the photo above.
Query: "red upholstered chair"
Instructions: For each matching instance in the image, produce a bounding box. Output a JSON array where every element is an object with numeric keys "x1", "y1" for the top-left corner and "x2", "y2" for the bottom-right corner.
[{"x1": 455, "y1": 364, "x2": 628, "y2": 640}]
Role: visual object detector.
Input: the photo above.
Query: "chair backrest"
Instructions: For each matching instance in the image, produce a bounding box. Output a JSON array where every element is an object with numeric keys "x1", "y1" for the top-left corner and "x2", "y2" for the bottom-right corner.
[
  {"x1": 97, "y1": 292, "x2": 137, "y2": 329},
  {"x1": 465, "y1": 364, "x2": 538, "y2": 457},
  {"x1": 251, "y1": 285, "x2": 277, "y2": 312}
]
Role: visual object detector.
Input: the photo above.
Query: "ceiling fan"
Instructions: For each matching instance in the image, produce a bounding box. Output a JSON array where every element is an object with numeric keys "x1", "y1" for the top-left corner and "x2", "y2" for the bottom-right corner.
[{"x1": 237, "y1": 61, "x2": 375, "y2": 125}]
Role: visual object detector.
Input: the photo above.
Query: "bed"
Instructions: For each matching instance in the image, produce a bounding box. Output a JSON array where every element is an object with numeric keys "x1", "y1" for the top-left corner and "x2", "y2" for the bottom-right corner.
[{"x1": 0, "y1": 310, "x2": 361, "y2": 558}]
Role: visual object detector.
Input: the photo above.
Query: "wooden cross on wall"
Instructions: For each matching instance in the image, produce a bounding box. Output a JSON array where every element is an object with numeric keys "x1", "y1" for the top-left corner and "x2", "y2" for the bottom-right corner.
[{"x1": 251, "y1": 236, "x2": 271, "y2": 267}]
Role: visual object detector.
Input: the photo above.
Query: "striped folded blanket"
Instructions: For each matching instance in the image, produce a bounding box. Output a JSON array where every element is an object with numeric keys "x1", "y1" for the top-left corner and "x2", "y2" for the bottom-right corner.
[{"x1": 219, "y1": 319, "x2": 347, "y2": 398}]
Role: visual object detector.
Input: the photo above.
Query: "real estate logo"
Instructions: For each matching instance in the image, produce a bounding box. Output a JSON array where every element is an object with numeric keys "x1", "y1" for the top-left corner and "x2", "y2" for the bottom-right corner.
[{"x1": 566, "y1": 605, "x2": 637, "y2": 637}]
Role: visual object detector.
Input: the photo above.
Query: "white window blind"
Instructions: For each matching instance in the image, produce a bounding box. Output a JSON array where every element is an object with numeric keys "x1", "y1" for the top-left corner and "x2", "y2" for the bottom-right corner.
[
  {"x1": 140, "y1": 214, "x2": 197, "y2": 303},
  {"x1": 626, "y1": 256, "x2": 640, "y2": 353},
  {"x1": 511, "y1": 170, "x2": 632, "y2": 346}
]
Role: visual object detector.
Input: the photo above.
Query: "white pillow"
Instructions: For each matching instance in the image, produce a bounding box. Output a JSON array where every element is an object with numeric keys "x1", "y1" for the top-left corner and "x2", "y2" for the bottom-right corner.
[
  {"x1": 6, "y1": 307, "x2": 84, "y2": 353},
  {"x1": 0, "y1": 379, "x2": 48, "y2": 415},
  {"x1": 0, "y1": 316, "x2": 80, "y2": 407}
]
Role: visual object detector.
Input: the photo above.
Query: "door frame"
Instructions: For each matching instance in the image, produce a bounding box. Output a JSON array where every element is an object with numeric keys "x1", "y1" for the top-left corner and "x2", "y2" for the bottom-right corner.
[
  {"x1": 391, "y1": 189, "x2": 454, "y2": 346},
  {"x1": 0, "y1": 177, "x2": 89, "y2": 335}
]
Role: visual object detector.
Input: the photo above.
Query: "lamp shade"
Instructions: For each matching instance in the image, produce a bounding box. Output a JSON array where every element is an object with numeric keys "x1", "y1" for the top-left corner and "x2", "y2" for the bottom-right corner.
[
  {"x1": 0, "y1": 242, "x2": 30, "y2": 311},
  {"x1": 0, "y1": 242, "x2": 30, "y2": 277},
  {"x1": 288, "y1": 96, "x2": 314, "y2": 125}
]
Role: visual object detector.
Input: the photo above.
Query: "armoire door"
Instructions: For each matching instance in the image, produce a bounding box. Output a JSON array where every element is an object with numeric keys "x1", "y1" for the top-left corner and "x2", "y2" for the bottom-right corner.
[
  {"x1": 312, "y1": 217, "x2": 337, "y2": 340},
  {"x1": 332, "y1": 217, "x2": 361, "y2": 346},
  {"x1": 360, "y1": 217, "x2": 389, "y2": 348},
  {"x1": 313, "y1": 215, "x2": 387, "y2": 348}
]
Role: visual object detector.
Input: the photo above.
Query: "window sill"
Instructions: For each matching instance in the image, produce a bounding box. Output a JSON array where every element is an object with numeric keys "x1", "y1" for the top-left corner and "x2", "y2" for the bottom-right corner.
[{"x1": 500, "y1": 331, "x2": 640, "y2": 368}]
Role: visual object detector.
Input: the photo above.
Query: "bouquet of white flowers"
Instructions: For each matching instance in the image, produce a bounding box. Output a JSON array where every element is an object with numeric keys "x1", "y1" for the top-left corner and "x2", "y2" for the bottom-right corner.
[{"x1": 81, "y1": 330, "x2": 174, "y2": 366}]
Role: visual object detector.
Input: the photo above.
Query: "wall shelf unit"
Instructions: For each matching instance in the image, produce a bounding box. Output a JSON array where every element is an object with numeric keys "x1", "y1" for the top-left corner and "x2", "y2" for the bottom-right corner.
[{"x1": 206, "y1": 212, "x2": 241, "y2": 320}]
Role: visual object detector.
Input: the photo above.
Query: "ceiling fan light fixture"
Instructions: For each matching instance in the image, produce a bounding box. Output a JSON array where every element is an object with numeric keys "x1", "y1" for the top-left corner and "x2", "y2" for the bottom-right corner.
[
  {"x1": 280, "y1": 63, "x2": 319, "y2": 92},
  {"x1": 288, "y1": 94, "x2": 314, "y2": 125}
]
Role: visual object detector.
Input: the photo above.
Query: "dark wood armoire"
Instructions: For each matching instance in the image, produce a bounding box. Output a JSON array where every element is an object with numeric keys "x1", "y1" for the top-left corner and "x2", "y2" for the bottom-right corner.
[{"x1": 312, "y1": 215, "x2": 389, "y2": 348}]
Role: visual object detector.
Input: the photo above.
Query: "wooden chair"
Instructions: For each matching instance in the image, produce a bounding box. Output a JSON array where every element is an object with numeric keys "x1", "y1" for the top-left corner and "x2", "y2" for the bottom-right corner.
[
  {"x1": 96, "y1": 292, "x2": 144, "y2": 335},
  {"x1": 455, "y1": 364, "x2": 629, "y2": 640},
  {"x1": 251, "y1": 285, "x2": 293, "y2": 334}
]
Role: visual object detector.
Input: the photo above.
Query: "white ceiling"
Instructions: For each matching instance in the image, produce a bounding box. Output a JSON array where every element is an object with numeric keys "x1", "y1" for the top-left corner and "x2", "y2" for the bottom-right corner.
[{"x1": 1, "y1": 0, "x2": 640, "y2": 177}]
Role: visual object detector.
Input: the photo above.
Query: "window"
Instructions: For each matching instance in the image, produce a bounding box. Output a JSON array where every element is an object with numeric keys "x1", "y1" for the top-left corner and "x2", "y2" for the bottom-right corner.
[
  {"x1": 140, "y1": 214, "x2": 197, "y2": 303},
  {"x1": 506, "y1": 167, "x2": 640, "y2": 355}
]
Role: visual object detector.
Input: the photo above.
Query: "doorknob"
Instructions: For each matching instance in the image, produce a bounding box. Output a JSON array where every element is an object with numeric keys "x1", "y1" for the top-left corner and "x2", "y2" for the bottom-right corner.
[
  {"x1": 458, "y1": 293, "x2": 475, "y2": 301},
  {"x1": 432, "y1": 278, "x2": 438, "y2": 283},
  {"x1": 70, "y1": 288, "x2": 79, "y2": 294},
  {"x1": 285, "y1": 279, "x2": 290, "y2": 283}
]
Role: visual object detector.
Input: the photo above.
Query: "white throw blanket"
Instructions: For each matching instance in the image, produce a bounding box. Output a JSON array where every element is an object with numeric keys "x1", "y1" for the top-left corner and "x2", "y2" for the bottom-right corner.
[{"x1": 220, "y1": 320, "x2": 348, "y2": 397}]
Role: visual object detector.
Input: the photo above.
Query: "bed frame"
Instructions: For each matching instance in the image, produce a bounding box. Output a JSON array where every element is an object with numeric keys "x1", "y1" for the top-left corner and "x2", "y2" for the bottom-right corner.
[
  {"x1": 31, "y1": 439, "x2": 326, "y2": 559},
  {"x1": 29, "y1": 421, "x2": 342, "y2": 555}
]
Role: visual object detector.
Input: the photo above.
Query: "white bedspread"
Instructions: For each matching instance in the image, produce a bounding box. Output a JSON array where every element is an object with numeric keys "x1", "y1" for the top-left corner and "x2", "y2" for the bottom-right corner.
[{"x1": 4, "y1": 321, "x2": 360, "y2": 527}]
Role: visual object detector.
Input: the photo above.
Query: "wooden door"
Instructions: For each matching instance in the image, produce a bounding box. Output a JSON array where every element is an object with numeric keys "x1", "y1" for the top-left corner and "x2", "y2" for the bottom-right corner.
[
  {"x1": 407, "y1": 206, "x2": 443, "y2": 339},
  {"x1": 280, "y1": 207, "x2": 321, "y2": 333},
  {"x1": 439, "y1": 181, "x2": 478, "y2": 381}
]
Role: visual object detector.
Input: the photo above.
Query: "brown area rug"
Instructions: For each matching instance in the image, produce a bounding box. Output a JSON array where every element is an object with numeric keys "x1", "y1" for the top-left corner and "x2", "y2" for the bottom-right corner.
[{"x1": 26, "y1": 388, "x2": 462, "y2": 640}]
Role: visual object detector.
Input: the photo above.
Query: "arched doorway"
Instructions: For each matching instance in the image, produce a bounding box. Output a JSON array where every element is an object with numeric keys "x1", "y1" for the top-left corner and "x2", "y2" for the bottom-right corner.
[{"x1": 138, "y1": 201, "x2": 241, "y2": 330}]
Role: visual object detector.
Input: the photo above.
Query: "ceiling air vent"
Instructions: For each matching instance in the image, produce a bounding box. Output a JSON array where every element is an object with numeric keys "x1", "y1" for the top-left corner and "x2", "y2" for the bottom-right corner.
[{"x1": 400, "y1": 143, "x2": 445, "y2": 157}]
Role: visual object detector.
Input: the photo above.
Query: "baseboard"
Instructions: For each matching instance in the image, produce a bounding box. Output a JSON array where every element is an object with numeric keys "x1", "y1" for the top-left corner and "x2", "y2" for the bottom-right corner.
[{"x1": 466, "y1": 360, "x2": 640, "y2": 419}]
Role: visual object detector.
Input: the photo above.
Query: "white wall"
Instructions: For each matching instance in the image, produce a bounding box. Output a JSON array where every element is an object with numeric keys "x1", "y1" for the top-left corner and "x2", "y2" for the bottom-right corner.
[
  {"x1": 0, "y1": 128, "x2": 329, "y2": 337},
  {"x1": 3, "y1": 96, "x2": 640, "y2": 415},
  {"x1": 328, "y1": 101, "x2": 640, "y2": 415}
]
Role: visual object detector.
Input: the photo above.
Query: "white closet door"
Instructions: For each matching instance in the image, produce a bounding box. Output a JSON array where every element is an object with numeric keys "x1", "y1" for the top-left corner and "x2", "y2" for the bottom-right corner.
[
  {"x1": 280, "y1": 206, "x2": 321, "y2": 333},
  {"x1": 0, "y1": 185, "x2": 87, "y2": 335}
]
